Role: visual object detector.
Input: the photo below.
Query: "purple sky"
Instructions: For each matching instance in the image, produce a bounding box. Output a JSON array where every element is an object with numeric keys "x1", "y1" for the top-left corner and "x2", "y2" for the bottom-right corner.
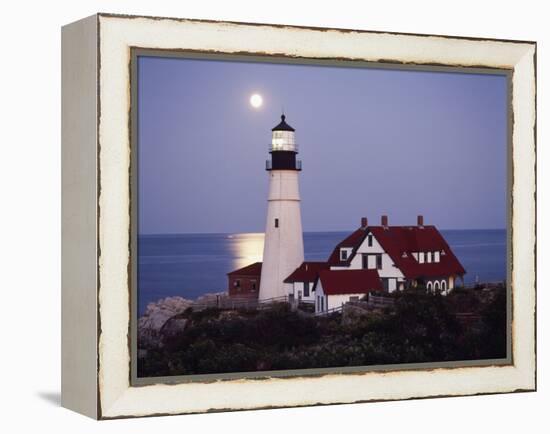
[{"x1": 138, "y1": 56, "x2": 508, "y2": 234}]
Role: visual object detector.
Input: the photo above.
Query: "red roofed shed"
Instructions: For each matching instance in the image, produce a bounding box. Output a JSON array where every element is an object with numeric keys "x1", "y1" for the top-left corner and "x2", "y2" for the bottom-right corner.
[{"x1": 227, "y1": 262, "x2": 262, "y2": 298}]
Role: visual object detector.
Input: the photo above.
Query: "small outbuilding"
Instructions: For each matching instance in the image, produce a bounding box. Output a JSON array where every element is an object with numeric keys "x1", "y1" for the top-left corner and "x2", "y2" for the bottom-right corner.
[
  {"x1": 314, "y1": 269, "x2": 382, "y2": 313},
  {"x1": 227, "y1": 262, "x2": 262, "y2": 299},
  {"x1": 284, "y1": 261, "x2": 329, "y2": 303}
]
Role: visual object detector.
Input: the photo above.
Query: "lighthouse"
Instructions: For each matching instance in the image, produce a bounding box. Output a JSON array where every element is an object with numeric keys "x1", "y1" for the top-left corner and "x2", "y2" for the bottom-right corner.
[{"x1": 259, "y1": 114, "x2": 305, "y2": 301}]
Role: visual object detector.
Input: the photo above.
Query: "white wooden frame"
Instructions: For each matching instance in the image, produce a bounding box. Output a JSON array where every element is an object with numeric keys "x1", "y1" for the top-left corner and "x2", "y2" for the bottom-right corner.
[{"x1": 61, "y1": 13, "x2": 536, "y2": 419}]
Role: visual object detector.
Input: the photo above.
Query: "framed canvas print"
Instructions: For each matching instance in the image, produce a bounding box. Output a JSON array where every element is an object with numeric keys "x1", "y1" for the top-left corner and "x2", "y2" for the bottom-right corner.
[{"x1": 61, "y1": 13, "x2": 536, "y2": 419}]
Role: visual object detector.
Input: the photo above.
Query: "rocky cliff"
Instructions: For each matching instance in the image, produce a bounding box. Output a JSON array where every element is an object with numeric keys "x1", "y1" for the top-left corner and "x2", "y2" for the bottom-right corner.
[
  {"x1": 138, "y1": 296, "x2": 193, "y2": 349},
  {"x1": 138, "y1": 292, "x2": 229, "y2": 349}
]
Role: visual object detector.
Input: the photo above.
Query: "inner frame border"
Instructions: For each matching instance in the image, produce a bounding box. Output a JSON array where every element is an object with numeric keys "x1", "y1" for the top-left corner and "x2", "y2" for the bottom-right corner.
[{"x1": 128, "y1": 48, "x2": 514, "y2": 387}]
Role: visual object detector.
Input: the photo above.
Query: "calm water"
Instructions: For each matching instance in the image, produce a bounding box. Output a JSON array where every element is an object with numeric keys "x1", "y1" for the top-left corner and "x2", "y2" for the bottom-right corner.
[{"x1": 138, "y1": 229, "x2": 506, "y2": 314}]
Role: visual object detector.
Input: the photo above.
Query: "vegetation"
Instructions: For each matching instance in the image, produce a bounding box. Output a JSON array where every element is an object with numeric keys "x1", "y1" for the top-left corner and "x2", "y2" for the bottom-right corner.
[{"x1": 137, "y1": 285, "x2": 507, "y2": 378}]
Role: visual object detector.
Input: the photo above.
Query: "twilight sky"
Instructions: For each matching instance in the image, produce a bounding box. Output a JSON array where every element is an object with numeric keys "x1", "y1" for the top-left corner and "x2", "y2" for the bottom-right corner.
[{"x1": 138, "y1": 56, "x2": 508, "y2": 234}]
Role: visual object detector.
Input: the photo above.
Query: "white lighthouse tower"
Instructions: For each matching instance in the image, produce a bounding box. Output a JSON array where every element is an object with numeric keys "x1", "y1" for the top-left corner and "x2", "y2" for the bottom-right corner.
[{"x1": 259, "y1": 114, "x2": 305, "y2": 301}]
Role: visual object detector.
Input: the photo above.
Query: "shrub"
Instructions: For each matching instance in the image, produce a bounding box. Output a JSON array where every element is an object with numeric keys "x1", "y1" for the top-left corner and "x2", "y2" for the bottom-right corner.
[{"x1": 139, "y1": 289, "x2": 506, "y2": 377}]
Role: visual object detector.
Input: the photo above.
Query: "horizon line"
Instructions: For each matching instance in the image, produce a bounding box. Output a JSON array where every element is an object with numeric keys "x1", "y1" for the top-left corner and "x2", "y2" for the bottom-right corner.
[{"x1": 139, "y1": 228, "x2": 507, "y2": 237}]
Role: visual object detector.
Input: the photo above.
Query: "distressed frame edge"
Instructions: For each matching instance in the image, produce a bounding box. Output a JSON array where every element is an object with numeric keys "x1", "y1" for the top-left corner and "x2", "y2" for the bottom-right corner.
[
  {"x1": 61, "y1": 13, "x2": 100, "y2": 420},
  {"x1": 94, "y1": 11, "x2": 537, "y2": 46},
  {"x1": 94, "y1": 14, "x2": 537, "y2": 419}
]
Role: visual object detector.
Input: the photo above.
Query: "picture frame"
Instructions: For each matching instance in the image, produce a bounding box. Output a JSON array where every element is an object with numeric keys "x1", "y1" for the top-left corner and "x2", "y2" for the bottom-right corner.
[{"x1": 61, "y1": 13, "x2": 536, "y2": 419}]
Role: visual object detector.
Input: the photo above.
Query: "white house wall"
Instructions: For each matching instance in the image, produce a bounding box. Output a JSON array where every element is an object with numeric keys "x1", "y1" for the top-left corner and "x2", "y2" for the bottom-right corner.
[
  {"x1": 356, "y1": 232, "x2": 384, "y2": 253},
  {"x1": 347, "y1": 232, "x2": 405, "y2": 280},
  {"x1": 314, "y1": 279, "x2": 367, "y2": 313},
  {"x1": 291, "y1": 281, "x2": 315, "y2": 302},
  {"x1": 290, "y1": 281, "x2": 303, "y2": 297},
  {"x1": 315, "y1": 280, "x2": 325, "y2": 313},
  {"x1": 326, "y1": 293, "x2": 365, "y2": 311}
]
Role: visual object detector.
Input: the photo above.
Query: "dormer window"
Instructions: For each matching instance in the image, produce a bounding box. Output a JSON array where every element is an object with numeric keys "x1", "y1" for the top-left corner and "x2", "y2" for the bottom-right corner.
[
  {"x1": 419, "y1": 252, "x2": 425, "y2": 263},
  {"x1": 340, "y1": 249, "x2": 349, "y2": 261}
]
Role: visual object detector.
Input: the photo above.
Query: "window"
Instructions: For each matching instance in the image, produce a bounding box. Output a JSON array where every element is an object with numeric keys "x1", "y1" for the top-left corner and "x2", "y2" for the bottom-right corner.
[
  {"x1": 419, "y1": 252, "x2": 425, "y2": 263},
  {"x1": 441, "y1": 280, "x2": 447, "y2": 292},
  {"x1": 427, "y1": 281, "x2": 433, "y2": 291},
  {"x1": 251, "y1": 281, "x2": 256, "y2": 290},
  {"x1": 340, "y1": 249, "x2": 348, "y2": 261},
  {"x1": 274, "y1": 218, "x2": 279, "y2": 228},
  {"x1": 367, "y1": 234, "x2": 373, "y2": 247},
  {"x1": 434, "y1": 281, "x2": 440, "y2": 291},
  {"x1": 363, "y1": 254, "x2": 382, "y2": 269},
  {"x1": 304, "y1": 282, "x2": 310, "y2": 297},
  {"x1": 362, "y1": 253, "x2": 368, "y2": 269},
  {"x1": 427, "y1": 252, "x2": 432, "y2": 263},
  {"x1": 234, "y1": 279, "x2": 240, "y2": 288},
  {"x1": 434, "y1": 251, "x2": 440, "y2": 262}
]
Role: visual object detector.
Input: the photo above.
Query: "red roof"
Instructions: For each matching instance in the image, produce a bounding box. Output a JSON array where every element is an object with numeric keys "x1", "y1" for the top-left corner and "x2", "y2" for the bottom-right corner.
[
  {"x1": 327, "y1": 225, "x2": 466, "y2": 279},
  {"x1": 317, "y1": 269, "x2": 382, "y2": 295},
  {"x1": 284, "y1": 261, "x2": 329, "y2": 283},
  {"x1": 227, "y1": 262, "x2": 262, "y2": 276},
  {"x1": 327, "y1": 228, "x2": 366, "y2": 266}
]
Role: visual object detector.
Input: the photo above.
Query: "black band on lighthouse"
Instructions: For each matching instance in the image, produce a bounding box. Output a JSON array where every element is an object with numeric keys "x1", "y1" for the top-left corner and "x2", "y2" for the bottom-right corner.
[{"x1": 267, "y1": 151, "x2": 301, "y2": 171}]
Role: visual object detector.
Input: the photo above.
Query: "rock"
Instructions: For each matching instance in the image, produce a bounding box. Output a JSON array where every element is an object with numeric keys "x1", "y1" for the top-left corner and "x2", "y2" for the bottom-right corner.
[
  {"x1": 138, "y1": 296, "x2": 193, "y2": 348},
  {"x1": 138, "y1": 292, "x2": 231, "y2": 348},
  {"x1": 161, "y1": 317, "x2": 189, "y2": 339}
]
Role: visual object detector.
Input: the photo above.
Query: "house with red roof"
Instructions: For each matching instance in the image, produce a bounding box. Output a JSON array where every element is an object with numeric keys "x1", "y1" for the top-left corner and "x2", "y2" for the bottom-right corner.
[
  {"x1": 227, "y1": 215, "x2": 466, "y2": 313},
  {"x1": 286, "y1": 215, "x2": 466, "y2": 314},
  {"x1": 314, "y1": 269, "x2": 382, "y2": 312},
  {"x1": 283, "y1": 261, "x2": 329, "y2": 303}
]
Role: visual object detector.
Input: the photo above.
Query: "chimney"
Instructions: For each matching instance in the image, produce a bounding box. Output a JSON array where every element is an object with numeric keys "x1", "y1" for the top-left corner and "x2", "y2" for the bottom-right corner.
[
  {"x1": 381, "y1": 215, "x2": 388, "y2": 227},
  {"x1": 417, "y1": 215, "x2": 424, "y2": 227},
  {"x1": 361, "y1": 217, "x2": 368, "y2": 229}
]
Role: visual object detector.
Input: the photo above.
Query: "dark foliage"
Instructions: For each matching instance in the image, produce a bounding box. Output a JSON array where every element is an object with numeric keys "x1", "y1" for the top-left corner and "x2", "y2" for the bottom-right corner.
[{"x1": 137, "y1": 288, "x2": 508, "y2": 378}]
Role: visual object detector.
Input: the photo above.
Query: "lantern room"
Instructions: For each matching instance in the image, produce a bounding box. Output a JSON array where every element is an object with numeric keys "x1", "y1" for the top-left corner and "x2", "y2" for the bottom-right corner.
[
  {"x1": 266, "y1": 114, "x2": 302, "y2": 171},
  {"x1": 270, "y1": 114, "x2": 298, "y2": 152}
]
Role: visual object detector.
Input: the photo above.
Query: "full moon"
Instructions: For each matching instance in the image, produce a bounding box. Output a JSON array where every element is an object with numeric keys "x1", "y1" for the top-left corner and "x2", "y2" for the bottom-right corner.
[{"x1": 250, "y1": 93, "x2": 263, "y2": 109}]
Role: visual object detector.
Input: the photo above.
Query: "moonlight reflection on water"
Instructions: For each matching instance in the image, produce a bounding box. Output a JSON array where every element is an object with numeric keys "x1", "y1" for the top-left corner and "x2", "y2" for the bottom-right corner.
[{"x1": 227, "y1": 232, "x2": 264, "y2": 271}]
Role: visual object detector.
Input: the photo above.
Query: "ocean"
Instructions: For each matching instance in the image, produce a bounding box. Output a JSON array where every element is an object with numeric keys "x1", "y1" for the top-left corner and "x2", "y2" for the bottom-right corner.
[{"x1": 138, "y1": 229, "x2": 506, "y2": 314}]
